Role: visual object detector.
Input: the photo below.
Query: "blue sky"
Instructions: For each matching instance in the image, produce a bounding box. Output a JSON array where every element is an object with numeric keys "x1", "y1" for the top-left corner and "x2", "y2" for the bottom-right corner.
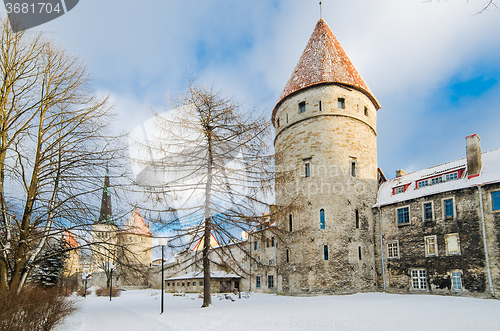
[{"x1": 6, "y1": 0, "x2": 500, "y2": 179}]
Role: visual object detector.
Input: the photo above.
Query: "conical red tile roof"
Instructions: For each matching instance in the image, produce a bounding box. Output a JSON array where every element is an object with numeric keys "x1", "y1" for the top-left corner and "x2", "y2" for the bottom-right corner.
[
  {"x1": 123, "y1": 209, "x2": 152, "y2": 237},
  {"x1": 63, "y1": 230, "x2": 78, "y2": 248},
  {"x1": 272, "y1": 19, "x2": 380, "y2": 121}
]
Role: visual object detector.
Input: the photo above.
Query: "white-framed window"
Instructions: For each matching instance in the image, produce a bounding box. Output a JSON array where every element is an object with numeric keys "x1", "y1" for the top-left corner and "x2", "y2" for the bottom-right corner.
[
  {"x1": 423, "y1": 201, "x2": 434, "y2": 221},
  {"x1": 411, "y1": 269, "x2": 427, "y2": 290},
  {"x1": 492, "y1": 191, "x2": 500, "y2": 211},
  {"x1": 417, "y1": 171, "x2": 461, "y2": 189},
  {"x1": 425, "y1": 235, "x2": 438, "y2": 256},
  {"x1": 394, "y1": 186, "x2": 404, "y2": 194},
  {"x1": 305, "y1": 162, "x2": 311, "y2": 178},
  {"x1": 418, "y1": 179, "x2": 429, "y2": 188},
  {"x1": 397, "y1": 206, "x2": 410, "y2": 226},
  {"x1": 442, "y1": 197, "x2": 455, "y2": 218},
  {"x1": 451, "y1": 271, "x2": 463, "y2": 291},
  {"x1": 387, "y1": 241, "x2": 399, "y2": 259},
  {"x1": 445, "y1": 233, "x2": 460, "y2": 255},
  {"x1": 446, "y1": 172, "x2": 458, "y2": 181}
]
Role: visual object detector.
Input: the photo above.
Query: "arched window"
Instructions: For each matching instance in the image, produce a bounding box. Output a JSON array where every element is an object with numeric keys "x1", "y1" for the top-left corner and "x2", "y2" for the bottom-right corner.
[
  {"x1": 320, "y1": 209, "x2": 325, "y2": 229},
  {"x1": 289, "y1": 214, "x2": 293, "y2": 232}
]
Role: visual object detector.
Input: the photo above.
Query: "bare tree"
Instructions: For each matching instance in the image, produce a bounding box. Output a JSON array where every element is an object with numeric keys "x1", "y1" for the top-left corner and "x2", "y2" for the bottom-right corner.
[
  {"x1": 130, "y1": 82, "x2": 273, "y2": 307},
  {"x1": 425, "y1": 0, "x2": 498, "y2": 13},
  {"x1": 0, "y1": 17, "x2": 122, "y2": 293}
]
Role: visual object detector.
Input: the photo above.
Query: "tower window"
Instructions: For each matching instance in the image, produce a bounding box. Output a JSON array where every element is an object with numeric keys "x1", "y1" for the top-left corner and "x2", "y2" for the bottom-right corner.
[
  {"x1": 351, "y1": 162, "x2": 356, "y2": 177},
  {"x1": 299, "y1": 101, "x2": 306, "y2": 113},
  {"x1": 289, "y1": 214, "x2": 293, "y2": 232},
  {"x1": 271, "y1": 236, "x2": 275, "y2": 247},
  {"x1": 323, "y1": 245, "x2": 328, "y2": 260},
  {"x1": 358, "y1": 246, "x2": 362, "y2": 260},
  {"x1": 277, "y1": 118, "x2": 280, "y2": 128},
  {"x1": 355, "y1": 209, "x2": 359, "y2": 228},
  {"x1": 319, "y1": 100, "x2": 322, "y2": 111},
  {"x1": 492, "y1": 191, "x2": 500, "y2": 211},
  {"x1": 364, "y1": 106, "x2": 368, "y2": 116},
  {"x1": 286, "y1": 113, "x2": 289, "y2": 123},
  {"x1": 320, "y1": 209, "x2": 325, "y2": 229},
  {"x1": 286, "y1": 249, "x2": 290, "y2": 263},
  {"x1": 338, "y1": 98, "x2": 345, "y2": 109},
  {"x1": 305, "y1": 162, "x2": 310, "y2": 178}
]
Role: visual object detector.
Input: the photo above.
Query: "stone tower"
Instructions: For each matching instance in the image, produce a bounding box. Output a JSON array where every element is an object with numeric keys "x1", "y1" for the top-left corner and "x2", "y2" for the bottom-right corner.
[{"x1": 273, "y1": 19, "x2": 380, "y2": 294}]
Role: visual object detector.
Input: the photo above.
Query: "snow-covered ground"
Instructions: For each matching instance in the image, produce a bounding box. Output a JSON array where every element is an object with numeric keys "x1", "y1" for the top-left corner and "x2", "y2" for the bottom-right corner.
[{"x1": 56, "y1": 289, "x2": 500, "y2": 331}]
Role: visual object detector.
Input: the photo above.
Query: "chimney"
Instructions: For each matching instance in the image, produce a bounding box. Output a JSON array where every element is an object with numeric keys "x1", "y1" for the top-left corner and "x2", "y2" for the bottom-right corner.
[
  {"x1": 466, "y1": 134, "x2": 482, "y2": 178},
  {"x1": 396, "y1": 169, "x2": 407, "y2": 178}
]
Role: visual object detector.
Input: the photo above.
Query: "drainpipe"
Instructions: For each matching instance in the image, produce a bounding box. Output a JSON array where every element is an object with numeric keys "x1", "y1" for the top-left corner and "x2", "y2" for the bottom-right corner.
[
  {"x1": 478, "y1": 185, "x2": 495, "y2": 297},
  {"x1": 378, "y1": 206, "x2": 386, "y2": 292}
]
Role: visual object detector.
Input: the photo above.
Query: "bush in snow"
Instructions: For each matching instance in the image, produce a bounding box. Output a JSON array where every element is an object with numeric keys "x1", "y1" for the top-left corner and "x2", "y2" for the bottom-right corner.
[
  {"x1": 0, "y1": 285, "x2": 77, "y2": 331},
  {"x1": 95, "y1": 287, "x2": 121, "y2": 297}
]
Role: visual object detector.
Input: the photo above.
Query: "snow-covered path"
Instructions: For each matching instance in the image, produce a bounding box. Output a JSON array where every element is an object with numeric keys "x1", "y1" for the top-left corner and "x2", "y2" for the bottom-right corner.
[{"x1": 56, "y1": 290, "x2": 500, "y2": 331}]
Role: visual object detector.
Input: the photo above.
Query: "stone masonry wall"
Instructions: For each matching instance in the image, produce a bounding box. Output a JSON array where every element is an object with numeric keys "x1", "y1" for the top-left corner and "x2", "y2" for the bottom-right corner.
[
  {"x1": 274, "y1": 84, "x2": 379, "y2": 295},
  {"x1": 374, "y1": 185, "x2": 499, "y2": 297}
]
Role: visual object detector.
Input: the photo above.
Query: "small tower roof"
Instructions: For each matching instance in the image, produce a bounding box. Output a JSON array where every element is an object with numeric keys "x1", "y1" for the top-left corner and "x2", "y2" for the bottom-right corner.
[
  {"x1": 272, "y1": 19, "x2": 380, "y2": 121},
  {"x1": 123, "y1": 208, "x2": 152, "y2": 237},
  {"x1": 63, "y1": 230, "x2": 78, "y2": 248}
]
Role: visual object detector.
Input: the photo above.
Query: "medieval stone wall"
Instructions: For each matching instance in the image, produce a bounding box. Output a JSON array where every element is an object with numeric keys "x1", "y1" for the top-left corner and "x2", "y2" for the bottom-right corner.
[{"x1": 274, "y1": 84, "x2": 379, "y2": 295}]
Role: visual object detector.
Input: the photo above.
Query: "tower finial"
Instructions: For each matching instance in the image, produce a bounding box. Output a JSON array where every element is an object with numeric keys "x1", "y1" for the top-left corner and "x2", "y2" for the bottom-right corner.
[{"x1": 319, "y1": 1, "x2": 322, "y2": 19}]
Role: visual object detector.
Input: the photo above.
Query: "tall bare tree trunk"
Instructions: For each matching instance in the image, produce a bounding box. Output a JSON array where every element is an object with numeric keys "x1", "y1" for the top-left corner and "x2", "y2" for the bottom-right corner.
[{"x1": 202, "y1": 133, "x2": 213, "y2": 308}]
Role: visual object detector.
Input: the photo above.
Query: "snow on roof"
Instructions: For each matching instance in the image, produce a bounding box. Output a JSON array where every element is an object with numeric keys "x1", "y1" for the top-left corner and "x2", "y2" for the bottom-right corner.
[
  {"x1": 374, "y1": 148, "x2": 500, "y2": 207},
  {"x1": 122, "y1": 209, "x2": 152, "y2": 237},
  {"x1": 272, "y1": 18, "x2": 379, "y2": 122},
  {"x1": 165, "y1": 271, "x2": 241, "y2": 281}
]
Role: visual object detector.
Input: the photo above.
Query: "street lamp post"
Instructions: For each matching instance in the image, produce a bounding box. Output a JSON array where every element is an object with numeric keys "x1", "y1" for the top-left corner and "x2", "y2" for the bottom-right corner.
[
  {"x1": 109, "y1": 265, "x2": 115, "y2": 302},
  {"x1": 158, "y1": 238, "x2": 168, "y2": 314}
]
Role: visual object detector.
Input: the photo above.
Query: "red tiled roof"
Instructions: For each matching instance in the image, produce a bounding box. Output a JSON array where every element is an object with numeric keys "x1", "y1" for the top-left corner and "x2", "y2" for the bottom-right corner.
[
  {"x1": 63, "y1": 230, "x2": 78, "y2": 248},
  {"x1": 123, "y1": 209, "x2": 152, "y2": 237},
  {"x1": 272, "y1": 19, "x2": 380, "y2": 121}
]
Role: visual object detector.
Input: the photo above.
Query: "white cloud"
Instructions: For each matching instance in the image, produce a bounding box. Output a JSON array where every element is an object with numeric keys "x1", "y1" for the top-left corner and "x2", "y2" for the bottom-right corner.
[{"x1": 36, "y1": 0, "x2": 500, "y2": 179}]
